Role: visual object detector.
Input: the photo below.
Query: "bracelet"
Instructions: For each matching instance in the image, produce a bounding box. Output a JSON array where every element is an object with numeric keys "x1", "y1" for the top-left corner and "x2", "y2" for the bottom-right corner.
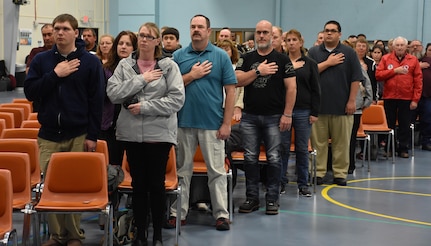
[{"x1": 282, "y1": 114, "x2": 292, "y2": 118}]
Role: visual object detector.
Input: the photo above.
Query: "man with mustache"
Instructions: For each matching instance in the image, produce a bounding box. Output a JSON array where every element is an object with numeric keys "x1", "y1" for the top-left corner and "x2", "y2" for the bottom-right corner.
[{"x1": 166, "y1": 14, "x2": 236, "y2": 231}]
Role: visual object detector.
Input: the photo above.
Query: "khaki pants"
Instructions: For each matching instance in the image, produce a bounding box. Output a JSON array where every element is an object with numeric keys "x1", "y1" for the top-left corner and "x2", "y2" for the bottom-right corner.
[
  {"x1": 310, "y1": 115, "x2": 353, "y2": 179},
  {"x1": 170, "y1": 128, "x2": 229, "y2": 220},
  {"x1": 38, "y1": 134, "x2": 87, "y2": 243}
]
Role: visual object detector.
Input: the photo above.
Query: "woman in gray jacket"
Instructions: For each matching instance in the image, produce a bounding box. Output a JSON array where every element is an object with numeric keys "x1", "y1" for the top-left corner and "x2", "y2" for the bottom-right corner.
[{"x1": 107, "y1": 22, "x2": 185, "y2": 246}]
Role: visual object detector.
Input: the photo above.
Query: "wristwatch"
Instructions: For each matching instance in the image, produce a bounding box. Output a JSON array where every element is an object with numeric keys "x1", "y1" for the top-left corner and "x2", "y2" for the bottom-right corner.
[{"x1": 255, "y1": 68, "x2": 261, "y2": 76}]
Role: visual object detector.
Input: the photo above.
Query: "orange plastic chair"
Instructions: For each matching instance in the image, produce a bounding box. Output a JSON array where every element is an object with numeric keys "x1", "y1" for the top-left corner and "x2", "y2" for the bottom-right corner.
[
  {"x1": 0, "y1": 103, "x2": 31, "y2": 122},
  {"x1": 0, "y1": 107, "x2": 24, "y2": 128},
  {"x1": 20, "y1": 120, "x2": 41, "y2": 129},
  {"x1": 28, "y1": 112, "x2": 38, "y2": 120},
  {"x1": 12, "y1": 98, "x2": 33, "y2": 112},
  {"x1": 362, "y1": 105, "x2": 395, "y2": 163},
  {"x1": 0, "y1": 139, "x2": 41, "y2": 188},
  {"x1": 0, "y1": 119, "x2": 5, "y2": 137},
  {"x1": 95, "y1": 139, "x2": 109, "y2": 165},
  {"x1": 0, "y1": 169, "x2": 18, "y2": 246},
  {"x1": 1, "y1": 128, "x2": 39, "y2": 139},
  {"x1": 30, "y1": 152, "x2": 113, "y2": 246},
  {"x1": 0, "y1": 112, "x2": 15, "y2": 129},
  {"x1": 192, "y1": 145, "x2": 233, "y2": 221},
  {"x1": 0, "y1": 152, "x2": 33, "y2": 245},
  {"x1": 118, "y1": 147, "x2": 181, "y2": 245}
]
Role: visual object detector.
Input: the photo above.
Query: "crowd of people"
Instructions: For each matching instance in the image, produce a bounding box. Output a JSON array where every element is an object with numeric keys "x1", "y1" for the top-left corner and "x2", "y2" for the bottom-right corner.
[{"x1": 23, "y1": 12, "x2": 430, "y2": 246}]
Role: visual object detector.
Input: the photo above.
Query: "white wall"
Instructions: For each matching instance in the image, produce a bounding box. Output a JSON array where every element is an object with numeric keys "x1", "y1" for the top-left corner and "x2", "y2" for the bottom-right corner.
[{"x1": 15, "y1": 0, "x2": 107, "y2": 64}]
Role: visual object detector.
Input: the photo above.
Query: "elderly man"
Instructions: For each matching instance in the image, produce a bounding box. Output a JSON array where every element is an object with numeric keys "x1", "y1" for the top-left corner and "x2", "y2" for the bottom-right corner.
[{"x1": 376, "y1": 36, "x2": 423, "y2": 158}]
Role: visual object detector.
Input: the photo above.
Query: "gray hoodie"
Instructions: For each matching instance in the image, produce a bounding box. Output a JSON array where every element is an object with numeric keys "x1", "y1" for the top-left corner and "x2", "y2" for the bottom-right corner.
[{"x1": 107, "y1": 53, "x2": 185, "y2": 144}]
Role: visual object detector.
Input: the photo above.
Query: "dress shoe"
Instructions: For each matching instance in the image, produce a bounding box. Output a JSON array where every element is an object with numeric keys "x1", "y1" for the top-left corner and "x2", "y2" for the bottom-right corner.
[
  {"x1": 333, "y1": 178, "x2": 347, "y2": 186},
  {"x1": 348, "y1": 169, "x2": 354, "y2": 174},
  {"x1": 399, "y1": 152, "x2": 409, "y2": 158},
  {"x1": 422, "y1": 144, "x2": 431, "y2": 151}
]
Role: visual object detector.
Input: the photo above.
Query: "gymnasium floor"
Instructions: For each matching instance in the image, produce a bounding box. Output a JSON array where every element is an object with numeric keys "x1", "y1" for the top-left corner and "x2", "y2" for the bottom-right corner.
[{"x1": 2, "y1": 89, "x2": 431, "y2": 246}]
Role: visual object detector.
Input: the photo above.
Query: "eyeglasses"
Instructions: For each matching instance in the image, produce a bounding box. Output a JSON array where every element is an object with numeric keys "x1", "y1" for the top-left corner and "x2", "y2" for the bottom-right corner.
[
  {"x1": 138, "y1": 33, "x2": 156, "y2": 40},
  {"x1": 324, "y1": 29, "x2": 339, "y2": 33}
]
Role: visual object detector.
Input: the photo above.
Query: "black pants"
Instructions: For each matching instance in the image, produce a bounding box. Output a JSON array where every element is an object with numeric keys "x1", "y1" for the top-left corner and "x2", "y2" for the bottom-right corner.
[
  {"x1": 124, "y1": 141, "x2": 172, "y2": 241},
  {"x1": 349, "y1": 114, "x2": 362, "y2": 171},
  {"x1": 384, "y1": 99, "x2": 412, "y2": 153}
]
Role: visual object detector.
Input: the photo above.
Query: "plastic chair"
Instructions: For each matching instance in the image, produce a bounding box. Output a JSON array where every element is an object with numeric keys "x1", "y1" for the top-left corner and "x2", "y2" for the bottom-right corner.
[
  {"x1": 0, "y1": 139, "x2": 41, "y2": 188},
  {"x1": 0, "y1": 103, "x2": 31, "y2": 121},
  {"x1": 0, "y1": 107, "x2": 24, "y2": 128},
  {"x1": 362, "y1": 105, "x2": 395, "y2": 163},
  {"x1": 28, "y1": 112, "x2": 38, "y2": 120},
  {"x1": 0, "y1": 112, "x2": 15, "y2": 129},
  {"x1": 12, "y1": 98, "x2": 33, "y2": 112},
  {"x1": 356, "y1": 118, "x2": 371, "y2": 171},
  {"x1": 20, "y1": 120, "x2": 41, "y2": 129},
  {"x1": 29, "y1": 152, "x2": 113, "y2": 246},
  {"x1": 0, "y1": 119, "x2": 5, "y2": 137},
  {"x1": 192, "y1": 145, "x2": 233, "y2": 222},
  {"x1": 118, "y1": 147, "x2": 181, "y2": 246},
  {"x1": 0, "y1": 152, "x2": 34, "y2": 245},
  {"x1": 0, "y1": 128, "x2": 39, "y2": 139},
  {"x1": 95, "y1": 139, "x2": 109, "y2": 165},
  {"x1": 0, "y1": 169, "x2": 18, "y2": 246}
]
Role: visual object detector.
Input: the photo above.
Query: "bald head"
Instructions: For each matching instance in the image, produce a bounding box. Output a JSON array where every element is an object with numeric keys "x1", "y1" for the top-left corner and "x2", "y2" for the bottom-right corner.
[
  {"x1": 255, "y1": 20, "x2": 273, "y2": 51},
  {"x1": 218, "y1": 28, "x2": 231, "y2": 41}
]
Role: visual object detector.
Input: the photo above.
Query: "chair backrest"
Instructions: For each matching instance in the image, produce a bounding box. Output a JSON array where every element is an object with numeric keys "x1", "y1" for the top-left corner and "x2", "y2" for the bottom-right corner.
[
  {"x1": 0, "y1": 112, "x2": 15, "y2": 129},
  {"x1": 12, "y1": 98, "x2": 33, "y2": 112},
  {"x1": 0, "y1": 107, "x2": 24, "y2": 128},
  {"x1": 0, "y1": 152, "x2": 31, "y2": 209},
  {"x1": 362, "y1": 105, "x2": 389, "y2": 127},
  {"x1": 1, "y1": 128, "x2": 39, "y2": 139},
  {"x1": 0, "y1": 139, "x2": 41, "y2": 188},
  {"x1": 0, "y1": 169, "x2": 13, "y2": 235},
  {"x1": 165, "y1": 146, "x2": 178, "y2": 190},
  {"x1": 45, "y1": 152, "x2": 107, "y2": 194},
  {"x1": 193, "y1": 145, "x2": 229, "y2": 173},
  {"x1": 0, "y1": 119, "x2": 5, "y2": 137},
  {"x1": 28, "y1": 112, "x2": 38, "y2": 120},
  {"x1": 0, "y1": 103, "x2": 31, "y2": 121},
  {"x1": 96, "y1": 139, "x2": 109, "y2": 165},
  {"x1": 37, "y1": 152, "x2": 108, "y2": 210},
  {"x1": 20, "y1": 120, "x2": 41, "y2": 129}
]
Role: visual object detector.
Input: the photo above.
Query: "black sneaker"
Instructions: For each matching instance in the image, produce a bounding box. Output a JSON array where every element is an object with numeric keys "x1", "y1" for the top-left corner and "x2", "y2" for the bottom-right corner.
[
  {"x1": 280, "y1": 184, "x2": 286, "y2": 194},
  {"x1": 265, "y1": 201, "x2": 279, "y2": 215},
  {"x1": 238, "y1": 199, "x2": 259, "y2": 213},
  {"x1": 215, "y1": 217, "x2": 230, "y2": 231},
  {"x1": 298, "y1": 187, "x2": 312, "y2": 197}
]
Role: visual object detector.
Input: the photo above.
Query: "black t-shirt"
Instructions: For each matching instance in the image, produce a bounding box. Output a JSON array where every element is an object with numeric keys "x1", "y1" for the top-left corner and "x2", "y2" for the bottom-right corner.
[{"x1": 236, "y1": 50, "x2": 295, "y2": 115}]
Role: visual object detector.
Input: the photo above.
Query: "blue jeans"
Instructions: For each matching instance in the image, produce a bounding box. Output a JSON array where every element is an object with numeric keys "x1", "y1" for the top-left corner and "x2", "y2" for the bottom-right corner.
[
  {"x1": 240, "y1": 112, "x2": 282, "y2": 202},
  {"x1": 280, "y1": 109, "x2": 312, "y2": 188},
  {"x1": 418, "y1": 97, "x2": 431, "y2": 145}
]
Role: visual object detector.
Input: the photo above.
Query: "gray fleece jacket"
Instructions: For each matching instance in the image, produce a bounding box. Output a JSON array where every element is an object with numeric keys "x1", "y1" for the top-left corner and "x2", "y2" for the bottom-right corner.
[{"x1": 107, "y1": 53, "x2": 185, "y2": 144}]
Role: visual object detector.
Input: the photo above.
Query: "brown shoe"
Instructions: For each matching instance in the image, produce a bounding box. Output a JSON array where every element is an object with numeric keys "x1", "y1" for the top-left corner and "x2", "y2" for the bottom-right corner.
[
  {"x1": 67, "y1": 240, "x2": 82, "y2": 246},
  {"x1": 42, "y1": 239, "x2": 63, "y2": 246},
  {"x1": 399, "y1": 152, "x2": 409, "y2": 158}
]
